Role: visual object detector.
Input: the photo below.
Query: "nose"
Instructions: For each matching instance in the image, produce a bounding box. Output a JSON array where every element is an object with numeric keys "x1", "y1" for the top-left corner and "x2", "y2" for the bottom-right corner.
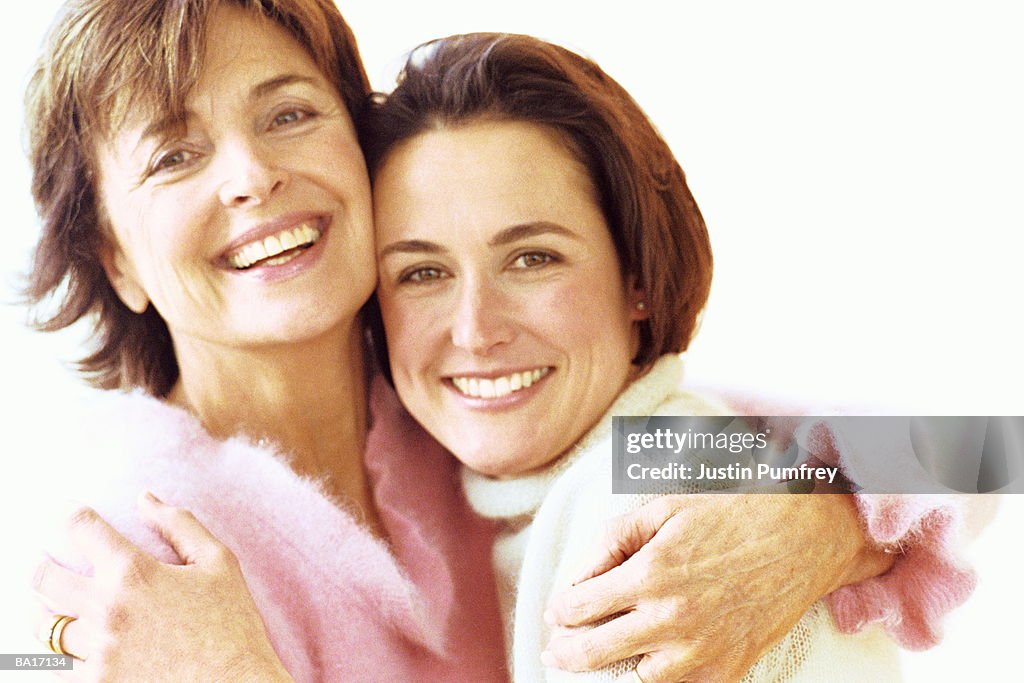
[
  {"x1": 450, "y1": 277, "x2": 515, "y2": 355},
  {"x1": 217, "y1": 138, "x2": 288, "y2": 208}
]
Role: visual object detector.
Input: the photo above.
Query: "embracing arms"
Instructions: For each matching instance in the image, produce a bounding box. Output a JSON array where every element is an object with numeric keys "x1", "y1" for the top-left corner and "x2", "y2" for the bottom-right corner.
[
  {"x1": 541, "y1": 493, "x2": 894, "y2": 682},
  {"x1": 32, "y1": 492, "x2": 907, "y2": 683}
]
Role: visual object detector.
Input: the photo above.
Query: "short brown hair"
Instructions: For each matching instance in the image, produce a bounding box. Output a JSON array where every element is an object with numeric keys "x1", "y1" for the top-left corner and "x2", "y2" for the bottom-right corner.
[
  {"x1": 23, "y1": 0, "x2": 370, "y2": 396},
  {"x1": 363, "y1": 33, "x2": 712, "y2": 369}
]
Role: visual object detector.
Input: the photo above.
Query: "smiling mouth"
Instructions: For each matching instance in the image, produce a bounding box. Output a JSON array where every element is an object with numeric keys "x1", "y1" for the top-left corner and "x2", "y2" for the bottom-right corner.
[
  {"x1": 226, "y1": 223, "x2": 322, "y2": 270},
  {"x1": 450, "y1": 368, "x2": 551, "y2": 399}
]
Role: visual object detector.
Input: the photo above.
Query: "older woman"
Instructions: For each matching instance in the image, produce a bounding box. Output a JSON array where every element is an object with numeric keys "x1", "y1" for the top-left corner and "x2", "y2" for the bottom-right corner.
[
  {"x1": 25, "y1": 1, "x2": 973, "y2": 682},
  {"x1": 25, "y1": 1, "x2": 506, "y2": 680}
]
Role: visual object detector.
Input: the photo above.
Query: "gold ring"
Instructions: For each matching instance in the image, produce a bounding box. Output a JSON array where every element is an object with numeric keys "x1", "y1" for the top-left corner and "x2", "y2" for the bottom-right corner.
[
  {"x1": 46, "y1": 614, "x2": 75, "y2": 656},
  {"x1": 632, "y1": 665, "x2": 645, "y2": 683}
]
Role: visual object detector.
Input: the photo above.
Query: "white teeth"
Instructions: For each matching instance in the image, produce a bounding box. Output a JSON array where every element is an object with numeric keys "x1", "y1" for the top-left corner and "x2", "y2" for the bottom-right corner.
[
  {"x1": 450, "y1": 368, "x2": 550, "y2": 399},
  {"x1": 227, "y1": 223, "x2": 322, "y2": 270},
  {"x1": 245, "y1": 241, "x2": 268, "y2": 265},
  {"x1": 263, "y1": 234, "x2": 282, "y2": 256},
  {"x1": 263, "y1": 254, "x2": 291, "y2": 266}
]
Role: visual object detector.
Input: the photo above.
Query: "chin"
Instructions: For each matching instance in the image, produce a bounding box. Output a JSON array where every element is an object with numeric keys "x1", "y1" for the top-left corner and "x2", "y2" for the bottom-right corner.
[{"x1": 454, "y1": 445, "x2": 554, "y2": 479}]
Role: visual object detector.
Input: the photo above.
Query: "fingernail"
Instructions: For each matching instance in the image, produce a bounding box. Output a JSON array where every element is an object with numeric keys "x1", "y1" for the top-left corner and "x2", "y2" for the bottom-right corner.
[
  {"x1": 540, "y1": 651, "x2": 555, "y2": 668},
  {"x1": 543, "y1": 609, "x2": 555, "y2": 625},
  {"x1": 141, "y1": 490, "x2": 162, "y2": 505},
  {"x1": 31, "y1": 555, "x2": 48, "y2": 591}
]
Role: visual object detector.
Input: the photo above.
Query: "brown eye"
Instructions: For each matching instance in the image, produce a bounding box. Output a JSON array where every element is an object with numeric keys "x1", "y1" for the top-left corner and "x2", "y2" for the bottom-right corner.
[
  {"x1": 403, "y1": 267, "x2": 448, "y2": 284},
  {"x1": 151, "y1": 149, "x2": 195, "y2": 175},
  {"x1": 513, "y1": 252, "x2": 555, "y2": 268}
]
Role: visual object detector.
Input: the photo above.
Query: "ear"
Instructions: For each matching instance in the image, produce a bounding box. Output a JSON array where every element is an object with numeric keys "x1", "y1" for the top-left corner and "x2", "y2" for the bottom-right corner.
[
  {"x1": 627, "y1": 277, "x2": 649, "y2": 322},
  {"x1": 99, "y1": 240, "x2": 150, "y2": 314}
]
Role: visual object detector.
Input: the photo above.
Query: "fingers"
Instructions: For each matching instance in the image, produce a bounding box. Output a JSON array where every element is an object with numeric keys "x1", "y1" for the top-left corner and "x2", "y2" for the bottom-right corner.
[
  {"x1": 32, "y1": 557, "x2": 89, "y2": 614},
  {"x1": 31, "y1": 602, "x2": 91, "y2": 662},
  {"x1": 633, "y1": 653, "x2": 671, "y2": 683},
  {"x1": 640, "y1": 648, "x2": 750, "y2": 683},
  {"x1": 65, "y1": 506, "x2": 143, "y2": 572},
  {"x1": 570, "y1": 499, "x2": 677, "y2": 585},
  {"x1": 544, "y1": 610, "x2": 663, "y2": 671},
  {"x1": 634, "y1": 649, "x2": 700, "y2": 683},
  {"x1": 137, "y1": 492, "x2": 233, "y2": 567},
  {"x1": 547, "y1": 560, "x2": 641, "y2": 628},
  {"x1": 551, "y1": 498, "x2": 694, "y2": 627}
]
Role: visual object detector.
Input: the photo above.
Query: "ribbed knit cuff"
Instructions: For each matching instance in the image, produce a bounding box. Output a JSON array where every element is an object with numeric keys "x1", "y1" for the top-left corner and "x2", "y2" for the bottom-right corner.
[{"x1": 826, "y1": 494, "x2": 976, "y2": 650}]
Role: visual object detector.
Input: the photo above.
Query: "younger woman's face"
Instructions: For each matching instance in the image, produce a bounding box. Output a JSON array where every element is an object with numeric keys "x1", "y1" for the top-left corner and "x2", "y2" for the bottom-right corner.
[
  {"x1": 374, "y1": 120, "x2": 646, "y2": 476},
  {"x1": 95, "y1": 5, "x2": 375, "y2": 360}
]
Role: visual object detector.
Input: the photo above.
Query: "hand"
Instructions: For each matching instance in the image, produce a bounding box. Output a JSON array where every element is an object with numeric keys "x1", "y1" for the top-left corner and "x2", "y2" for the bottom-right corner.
[
  {"x1": 543, "y1": 494, "x2": 893, "y2": 683},
  {"x1": 31, "y1": 492, "x2": 293, "y2": 683}
]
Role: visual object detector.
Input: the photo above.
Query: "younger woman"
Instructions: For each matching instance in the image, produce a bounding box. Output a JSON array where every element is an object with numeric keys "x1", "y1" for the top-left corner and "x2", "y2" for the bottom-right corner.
[{"x1": 365, "y1": 33, "x2": 959, "y2": 682}]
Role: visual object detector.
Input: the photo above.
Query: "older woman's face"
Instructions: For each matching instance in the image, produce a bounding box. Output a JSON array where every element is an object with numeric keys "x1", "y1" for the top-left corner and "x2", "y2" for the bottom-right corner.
[
  {"x1": 96, "y1": 5, "x2": 374, "y2": 356},
  {"x1": 375, "y1": 120, "x2": 645, "y2": 476}
]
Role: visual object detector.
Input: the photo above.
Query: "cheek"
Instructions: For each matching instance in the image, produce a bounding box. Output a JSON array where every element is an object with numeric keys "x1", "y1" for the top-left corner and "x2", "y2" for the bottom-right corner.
[
  {"x1": 314, "y1": 128, "x2": 370, "y2": 194},
  {"x1": 135, "y1": 215, "x2": 207, "y2": 285},
  {"x1": 112, "y1": 217, "x2": 173, "y2": 286},
  {"x1": 379, "y1": 292, "x2": 442, "y2": 378},
  {"x1": 533, "y1": 273, "x2": 634, "y2": 351}
]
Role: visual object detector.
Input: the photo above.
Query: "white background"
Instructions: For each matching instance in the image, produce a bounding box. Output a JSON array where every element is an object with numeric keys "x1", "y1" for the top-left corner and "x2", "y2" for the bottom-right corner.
[{"x1": 1, "y1": 1, "x2": 1021, "y2": 680}]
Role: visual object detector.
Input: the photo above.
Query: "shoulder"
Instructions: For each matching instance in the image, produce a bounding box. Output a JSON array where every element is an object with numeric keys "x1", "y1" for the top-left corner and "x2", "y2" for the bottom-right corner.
[{"x1": 36, "y1": 388, "x2": 315, "y2": 566}]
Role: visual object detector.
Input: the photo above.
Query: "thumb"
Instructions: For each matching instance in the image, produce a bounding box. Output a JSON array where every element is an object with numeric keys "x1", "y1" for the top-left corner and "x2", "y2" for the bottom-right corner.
[
  {"x1": 570, "y1": 498, "x2": 676, "y2": 585},
  {"x1": 137, "y1": 491, "x2": 227, "y2": 565}
]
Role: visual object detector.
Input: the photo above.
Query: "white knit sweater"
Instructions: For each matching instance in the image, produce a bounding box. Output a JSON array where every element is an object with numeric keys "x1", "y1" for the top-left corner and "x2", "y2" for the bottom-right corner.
[{"x1": 462, "y1": 354, "x2": 900, "y2": 682}]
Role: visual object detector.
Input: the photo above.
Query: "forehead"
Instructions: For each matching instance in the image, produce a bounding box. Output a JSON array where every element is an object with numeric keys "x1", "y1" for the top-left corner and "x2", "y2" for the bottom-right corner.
[
  {"x1": 194, "y1": 5, "x2": 321, "y2": 98},
  {"x1": 374, "y1": 120, "x2": 603, "y2": 234},
  {"x1": 102, "y1": 5, "x2": 321, "y2": 141}
]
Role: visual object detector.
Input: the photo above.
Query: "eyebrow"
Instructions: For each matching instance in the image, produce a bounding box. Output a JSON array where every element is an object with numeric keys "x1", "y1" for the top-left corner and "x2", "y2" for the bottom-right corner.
[
  {"x1": 378, "y1": 221, "x2": 582, "y2": 259},
  {"x1": 134, "y1": 73, "x2": 319, "y2": 148},
  {"x1": 487, "y1": 221, "x2": 581, "y2": 247},
  {"x1": 249, "y1": 73, "x2": 319, "y2": 102}
]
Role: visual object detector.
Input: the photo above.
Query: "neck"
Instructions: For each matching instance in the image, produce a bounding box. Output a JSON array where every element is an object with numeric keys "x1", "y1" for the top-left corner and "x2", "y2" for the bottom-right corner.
[{"x1": 167, "y1": 320, "x2": 381, "y2": 532}]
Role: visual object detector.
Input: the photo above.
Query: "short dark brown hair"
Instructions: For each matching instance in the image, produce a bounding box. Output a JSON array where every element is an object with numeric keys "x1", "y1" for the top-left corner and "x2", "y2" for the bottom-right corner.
[
  {"x1": 23, "y1": 0, "x2": 370, "y2": 396},
  {"x1": 363, "y1": 33, "x2": 712, "y2": 370}
]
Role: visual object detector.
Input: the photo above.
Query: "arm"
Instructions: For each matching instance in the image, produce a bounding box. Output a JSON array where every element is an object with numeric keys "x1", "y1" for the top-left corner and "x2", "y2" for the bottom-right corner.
[
  {"x1": 31, "y1": 493, "x2": 293, "y2": 683},
  {"x1": 547, "y1": 414, "x2": 989, "y2": 681},
  {"x1": 544, "y1": 493, "x2": 894, "y2": 683},
  {"x1": 826, "y1": 493, "x2": 979, "y2": 649},
  {"x1": 798, "y1": 418, "x2": 985, "y2": 649}
]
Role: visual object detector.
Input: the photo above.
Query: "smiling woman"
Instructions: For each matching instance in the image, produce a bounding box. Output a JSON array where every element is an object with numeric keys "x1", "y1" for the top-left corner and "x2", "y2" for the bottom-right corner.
[
  {"x1": 375, "y1": 120, "x2": 647, "y2": 477},
  {"x1": 24, "y1": 0, "x2": 372, "y2": 396},
  {"x1": 19, "y1": 1, "x2": 508, "y2": 680},
  {"x1": 94, "y1": 6, "x2": 375, "y2": 362},
  {"x1": 364, "y1": 32, "x2": 906, "y2": 682}
]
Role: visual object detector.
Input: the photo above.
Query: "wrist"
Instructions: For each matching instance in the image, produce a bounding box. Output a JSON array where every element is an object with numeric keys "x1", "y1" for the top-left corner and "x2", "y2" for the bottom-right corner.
[
  {"x1": 840, "y1": 536, "x2": 898, "y2": 589},
  {"x1": 825, "y1": 494, "x2": 896, "y2": 593}
]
